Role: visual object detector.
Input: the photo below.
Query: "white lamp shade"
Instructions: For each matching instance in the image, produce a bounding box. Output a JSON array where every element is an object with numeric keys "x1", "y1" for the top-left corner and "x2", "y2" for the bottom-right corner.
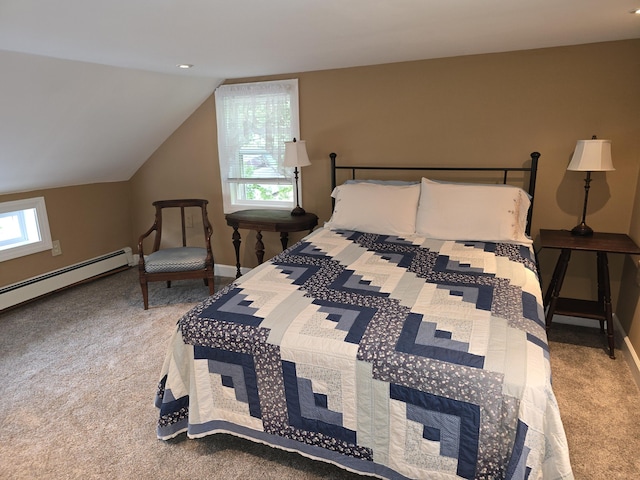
[
  {"x1": 567, "y1": 139, "x2": 614, "y2": 172},
  {"x1": 283, "y1": 140, "x2": 311, "y2": 168}
]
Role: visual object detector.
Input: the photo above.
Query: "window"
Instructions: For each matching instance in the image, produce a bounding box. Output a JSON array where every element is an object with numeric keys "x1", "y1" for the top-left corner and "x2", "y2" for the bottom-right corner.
[
  {"x1": 215, "y1": 79, "x2": 300, "y2": 213},
  {"x1": 0, "y1": 197, "x2": 53, "y2": 262}
]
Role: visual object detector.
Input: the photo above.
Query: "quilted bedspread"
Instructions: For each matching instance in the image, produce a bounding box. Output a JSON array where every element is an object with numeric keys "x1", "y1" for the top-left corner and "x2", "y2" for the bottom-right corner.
[{"x1": 155, "y1": 228, "x2": 573, "y2": 480}]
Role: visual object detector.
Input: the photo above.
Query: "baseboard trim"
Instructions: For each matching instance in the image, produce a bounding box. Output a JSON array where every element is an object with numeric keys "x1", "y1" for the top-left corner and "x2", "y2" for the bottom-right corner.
[
  {"x1": 1, "y1": 248, "x2": 133, "y2": 312},
  {"x1": 214, "y1": 264, "x2": 251, "y2": 278},
  {"x1": 552, "y1": 313, "x2": 640, "y2": 391},
  {"x1": 616, "y1": 316, "x2": 640, "y2": 391}
]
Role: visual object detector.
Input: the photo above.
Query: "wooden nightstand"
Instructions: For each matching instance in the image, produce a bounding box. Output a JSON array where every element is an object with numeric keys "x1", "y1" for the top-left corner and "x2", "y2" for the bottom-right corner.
[
  {"x1": 540, "y1": 229, "x2": 640, "y2": 358},
  {"x1": 225, "y1": 209, "x2": 318, "y2": 278}
]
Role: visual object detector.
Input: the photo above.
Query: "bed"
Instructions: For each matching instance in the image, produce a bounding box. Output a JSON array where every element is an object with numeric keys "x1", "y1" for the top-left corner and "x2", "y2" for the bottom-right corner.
[{"x1": 155, "y1": 152, "x2": 574, "y2": 479}]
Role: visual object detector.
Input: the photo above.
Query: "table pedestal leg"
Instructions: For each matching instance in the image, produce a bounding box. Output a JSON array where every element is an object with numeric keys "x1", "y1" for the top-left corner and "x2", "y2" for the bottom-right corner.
[
  {"x1": 255, "y1": 231, "x2": 264, "y2": 264},
  {"x1": 280, "y1": 232, "x2": 289, "y2": 251},
  {"x1": 232, "y1": 227, "x2": 242, "y2": 278}
]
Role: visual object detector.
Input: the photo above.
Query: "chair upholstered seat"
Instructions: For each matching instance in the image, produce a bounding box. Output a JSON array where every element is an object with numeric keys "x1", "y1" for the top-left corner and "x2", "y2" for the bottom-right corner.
[
  {"x1": 145, "y1": 247, "x2": 207, "y2": 273},
  {"x1": 137, "y1": 199, "x2": 215, "y2": 309}
]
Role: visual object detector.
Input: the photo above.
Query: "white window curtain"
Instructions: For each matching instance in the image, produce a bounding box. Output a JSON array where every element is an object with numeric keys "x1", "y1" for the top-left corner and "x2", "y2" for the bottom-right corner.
[{"x1": 215, "y1": 79, "x2": 300, "y2": 213}]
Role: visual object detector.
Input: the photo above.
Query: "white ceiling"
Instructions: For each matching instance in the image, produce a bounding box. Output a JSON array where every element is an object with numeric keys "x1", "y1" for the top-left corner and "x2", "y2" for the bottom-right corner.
[{"x1": 1, "y1": 0, "x2": 638, "y2": 194}]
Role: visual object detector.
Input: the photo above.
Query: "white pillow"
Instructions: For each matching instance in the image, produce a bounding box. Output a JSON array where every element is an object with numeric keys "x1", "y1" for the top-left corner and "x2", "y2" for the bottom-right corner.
[
  {"x1": 325, "y1": 182, "x2": 421, "y2": 236},
  {"x1": 416, "y1": 177, "x2": 532, "y2": 244}
]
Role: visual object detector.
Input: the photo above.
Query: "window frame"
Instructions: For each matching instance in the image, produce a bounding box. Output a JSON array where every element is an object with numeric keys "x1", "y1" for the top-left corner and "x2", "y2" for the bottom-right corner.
[
  {"x1": 215, "y1": 79, "x2": 301, "y2": 213},
  {"x1": 0, "y1": 197, "x2": 53, "y2": 262}
]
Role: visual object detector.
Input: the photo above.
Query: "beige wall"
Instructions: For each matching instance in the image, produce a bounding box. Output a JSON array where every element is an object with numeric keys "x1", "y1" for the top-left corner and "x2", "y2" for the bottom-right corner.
[
  {"x1": 129, "y1": 94, "x2": 226, "y2": 259},
  {"x1": 0, "y1": 182, "x2": 131, "y2": 286},
  {"x1": 3, "y1": 39, "x2": 640, "y2": 355},
  {"x1": 131, "y1": 39, "x2": 640, "y2": 298},
  {"x1": 617, "y1": 164, "x2": 640, "y2": 355}
]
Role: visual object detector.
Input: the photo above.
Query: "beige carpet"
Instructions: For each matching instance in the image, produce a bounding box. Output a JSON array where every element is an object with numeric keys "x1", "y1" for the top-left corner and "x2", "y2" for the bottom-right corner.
[
  {"x1": 546, "y1": 323, "x2": 640, "y2": 478},
  {"x1": 0, "y1": 268, "x2": 639, "y2": 479}
]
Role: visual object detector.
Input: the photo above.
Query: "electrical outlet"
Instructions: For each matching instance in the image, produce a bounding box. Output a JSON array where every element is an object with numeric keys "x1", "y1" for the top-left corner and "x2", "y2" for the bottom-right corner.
[{"x1": 51, "y1": 240, "x2": 62, "y2": 256}]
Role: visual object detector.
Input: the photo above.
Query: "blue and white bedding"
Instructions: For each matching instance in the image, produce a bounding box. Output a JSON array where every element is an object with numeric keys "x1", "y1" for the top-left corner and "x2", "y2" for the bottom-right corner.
[{"x1": 155, "y1": 227, "x2": 573, "y2": 479}]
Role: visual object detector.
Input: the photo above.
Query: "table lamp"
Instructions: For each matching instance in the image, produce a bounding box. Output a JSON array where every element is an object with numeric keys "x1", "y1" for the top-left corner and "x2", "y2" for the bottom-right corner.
[
  {"x1": 566, "y1": 135, "x2": 614, "y2": 236},
  {"x1": 284, "y1": 138, "x2": 311, "y2": 216}
]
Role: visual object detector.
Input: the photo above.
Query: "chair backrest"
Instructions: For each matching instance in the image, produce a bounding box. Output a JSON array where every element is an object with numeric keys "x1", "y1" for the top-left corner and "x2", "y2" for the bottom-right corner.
[{"x1": 149, "y1": 199, "x2": 213, "y2": 253}]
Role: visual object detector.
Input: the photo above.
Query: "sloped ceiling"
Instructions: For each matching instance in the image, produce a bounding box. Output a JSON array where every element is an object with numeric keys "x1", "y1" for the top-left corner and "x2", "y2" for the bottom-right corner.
[
  {"x1": 0, "y1": 0, "x2": 638, "y2": 194},
  {"x1": 0, "y1": 51, "x2": 219, "y2": 194}
]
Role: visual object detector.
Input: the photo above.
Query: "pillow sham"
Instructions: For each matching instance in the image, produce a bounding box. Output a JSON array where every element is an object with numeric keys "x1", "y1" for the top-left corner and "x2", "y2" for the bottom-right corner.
[
  {"x1": 325, "y1": 182, "x2": 420, "y2": 236},
  {"x1": 416, "y1": 177, "x2": 532, "y2": 244}
]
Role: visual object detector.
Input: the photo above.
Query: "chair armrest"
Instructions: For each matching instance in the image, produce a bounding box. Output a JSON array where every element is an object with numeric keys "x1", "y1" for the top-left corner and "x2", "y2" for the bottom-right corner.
[
  {"x1": 204, "y1": 225, "x2": 213, "y2": 249},
  {"x1": 204, "y1": 224, "x2": 214, "y2": 266},
  {"x1": 138, "y1": 223, "x2": 158, "y2": 268}
]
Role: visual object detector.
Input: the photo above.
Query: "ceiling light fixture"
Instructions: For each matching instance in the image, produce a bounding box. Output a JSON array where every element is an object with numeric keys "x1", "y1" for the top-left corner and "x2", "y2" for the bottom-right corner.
[
  {"x1": 176, "y1": 64, "x2": 193, "y2": 69},
  {"x1": 632, "y1": 8, "x2": 640, "y2": 14}
]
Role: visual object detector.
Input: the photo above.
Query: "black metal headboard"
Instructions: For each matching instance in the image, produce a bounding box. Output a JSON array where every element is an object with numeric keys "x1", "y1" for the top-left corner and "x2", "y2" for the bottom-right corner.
[{"x1": 329, "y1": 151, "x2": 540, "y2": 236}]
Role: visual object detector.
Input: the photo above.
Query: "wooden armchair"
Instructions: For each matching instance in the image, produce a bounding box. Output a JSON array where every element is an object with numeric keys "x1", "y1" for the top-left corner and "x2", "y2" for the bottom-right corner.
[{"x1": 138, "y1": 199, "x2": 215, "y2": 309}]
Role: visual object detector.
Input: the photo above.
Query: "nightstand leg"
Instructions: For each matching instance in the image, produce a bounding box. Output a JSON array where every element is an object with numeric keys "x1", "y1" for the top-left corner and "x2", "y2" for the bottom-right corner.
[
  {"x1": 598, "y1": 251, "x2": 615, "y2": 359},
  {"x1": 545, "y1": 248, "x2": 571, "y2": 329},
  {"x1": 596, "y1": 252, "x2": 606, "y2": 334}
]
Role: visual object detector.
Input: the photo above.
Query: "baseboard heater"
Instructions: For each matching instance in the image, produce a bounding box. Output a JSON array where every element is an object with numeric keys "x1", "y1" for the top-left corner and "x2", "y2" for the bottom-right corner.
[{"x1": 0, "y1": 247, "x2": 134, "y2": 312}]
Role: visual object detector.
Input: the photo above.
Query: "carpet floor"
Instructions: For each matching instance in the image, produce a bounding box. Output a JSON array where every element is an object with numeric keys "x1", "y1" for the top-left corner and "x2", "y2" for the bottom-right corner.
[{"x1": 0, "y1": 268, "x2": 638, "y2": 479}]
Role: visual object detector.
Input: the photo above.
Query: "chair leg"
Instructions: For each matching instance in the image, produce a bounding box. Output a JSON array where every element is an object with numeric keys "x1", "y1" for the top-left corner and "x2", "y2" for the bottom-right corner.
[
  {"x1": 140, "y1": 280, "x2": 149, "y2": 310},
  {"x1": 206, "y1": 274, "x2": 215, "y2": 296},
  {"x1": 166, "y1": 281, "x2": 171, "y2": 288}
]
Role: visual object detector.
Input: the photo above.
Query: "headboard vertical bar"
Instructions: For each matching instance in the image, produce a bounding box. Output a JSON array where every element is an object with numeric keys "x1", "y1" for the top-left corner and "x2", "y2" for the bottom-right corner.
[
  {"x1": 330, "y1": 153, "x2": 337, "y2": 190},
  {"x1": 330, "y1": 152, "x2": 337, "y2": 210},
  {"x1": 526, "y1": 152, "x2": 540, "y2": 235}
]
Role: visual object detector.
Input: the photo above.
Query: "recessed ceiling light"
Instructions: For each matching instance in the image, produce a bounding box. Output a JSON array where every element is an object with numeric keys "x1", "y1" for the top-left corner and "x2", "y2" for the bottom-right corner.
[
  {"x1": 176, "y1": 64, "x2": 194, "y2": 69},
  {"x1": 632, "y1": 8, "x2": 640, "y2": 14}
]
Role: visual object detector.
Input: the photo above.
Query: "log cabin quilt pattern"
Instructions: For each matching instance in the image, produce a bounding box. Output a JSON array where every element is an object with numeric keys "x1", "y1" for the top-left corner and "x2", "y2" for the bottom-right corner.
[{"x1": 156, "y1": 227, "x2": 573, "y2": 480}]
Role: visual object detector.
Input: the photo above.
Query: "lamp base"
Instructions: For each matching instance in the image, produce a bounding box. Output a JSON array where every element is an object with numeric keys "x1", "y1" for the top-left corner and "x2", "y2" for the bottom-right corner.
[
  {"x1": 291, "y1": 206, "x2": 306, "y2": 216},
  {"x1": 571, "y1": 222, "x2": 593, "y2": 236}
]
